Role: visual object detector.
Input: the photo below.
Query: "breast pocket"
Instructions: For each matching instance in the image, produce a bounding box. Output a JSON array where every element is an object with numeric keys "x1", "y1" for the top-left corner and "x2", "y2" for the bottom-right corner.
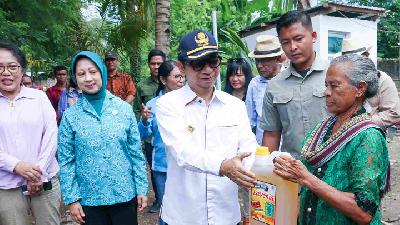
[
  {"x1": 312, "y1": 87, "x2": 328, "y2": 115},
  {"x1": 211, "y1": 123, "x2": 240, "y2": 152},
  {"x1": 273, "y1": 90, "x2": 293, "y2": 104}
]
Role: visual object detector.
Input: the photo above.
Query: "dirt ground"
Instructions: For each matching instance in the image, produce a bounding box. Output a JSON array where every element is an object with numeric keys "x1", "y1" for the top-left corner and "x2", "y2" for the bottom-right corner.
[{"x1": 382, "y1": 131, "x2": 400, "y2": 225}]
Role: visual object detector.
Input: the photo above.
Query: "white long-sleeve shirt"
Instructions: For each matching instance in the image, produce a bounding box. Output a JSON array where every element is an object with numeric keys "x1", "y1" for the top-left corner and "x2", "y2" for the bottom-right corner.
[{"x1": 156, "y1": 85, "x2": 258, "y2": 225}]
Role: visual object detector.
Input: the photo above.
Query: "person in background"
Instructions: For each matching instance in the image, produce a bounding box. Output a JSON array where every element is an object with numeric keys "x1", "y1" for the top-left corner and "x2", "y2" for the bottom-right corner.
[
  {"x1": 134, "y1": 49, "x2": 166, "y2": 213},
  {"x1": 156, "y1": 30, "x2": 258, "y2": 225},
  {"x1": 0, "y1": 39, "x2": 61, "y2": 225},
  {"x1": 22, "y1": 74, "x2": 34, "y2": 88},
  {"x1": 58, "y1": 51, "x2": 148, "y2": 225},
  {"x1": 57, "y1": 77, "x2": 82, "y2": 123},
  {"x1": 46, "y1": 65, "x2": 68, "y2": 112},
  {"x1": 224, "y1": 58, "x2": 252, "y2": 101},
  {"x1": 246, "y1": 35, "x2": 283, "y2": 145},
  {"x1": 105, "y1": 51, "x2": 136, "y2": 104},
  {"x1": 339, "y1": 38, "x2": 400, "y2": 131},
  {"x1": 261, "y1": 10, "x2": 330, "y2": 158},
  {"x1": 138, "y1": 60, "x2": 185, "y2": 225},
  {"x1": 274, "y1": 54, "x2": 389, "y2": 225}
]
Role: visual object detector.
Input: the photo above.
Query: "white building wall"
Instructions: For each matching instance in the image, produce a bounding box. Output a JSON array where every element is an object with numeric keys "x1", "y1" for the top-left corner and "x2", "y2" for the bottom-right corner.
[
  {"x1": 242, "y1": 15, "x2": 378, "y2": 64},
  {"x1": 318, "y1": 15, "x2": 378, "y2": 64}
]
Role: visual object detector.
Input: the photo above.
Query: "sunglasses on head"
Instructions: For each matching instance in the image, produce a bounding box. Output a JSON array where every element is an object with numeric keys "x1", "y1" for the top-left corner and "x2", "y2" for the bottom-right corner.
[{"x1": 188, "y1": 55, "x2": 222, "y2": 71}]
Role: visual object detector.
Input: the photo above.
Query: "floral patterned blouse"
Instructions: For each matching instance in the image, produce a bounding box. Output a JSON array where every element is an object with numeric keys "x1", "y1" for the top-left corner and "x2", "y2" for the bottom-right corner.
[
  {"x1": 299, "y1": 121, "x2": 389, "y2": 225},
  {"x1": 58, "y1": 91, "x2": 148, "y2": 206}
]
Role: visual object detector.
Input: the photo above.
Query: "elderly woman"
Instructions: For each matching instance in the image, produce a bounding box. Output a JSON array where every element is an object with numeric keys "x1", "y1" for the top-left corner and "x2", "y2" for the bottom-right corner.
[
  {"x1": 58, "y1": 51, "x2": 148, "y2": 225},
  {"x1": 274, "y1": 54, "x2": 389, "y2": 225}
]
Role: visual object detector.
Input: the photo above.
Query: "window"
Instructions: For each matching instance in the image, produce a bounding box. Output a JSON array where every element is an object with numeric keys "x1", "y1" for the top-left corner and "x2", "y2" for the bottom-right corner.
[{"x1": 328, "y1": 31, "x2": 348, "y2": 54}]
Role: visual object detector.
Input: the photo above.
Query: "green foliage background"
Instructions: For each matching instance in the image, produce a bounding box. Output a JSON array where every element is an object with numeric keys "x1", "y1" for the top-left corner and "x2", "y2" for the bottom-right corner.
[{"x1": 1, "y1": 0, "x2": 399, "y2": 84}]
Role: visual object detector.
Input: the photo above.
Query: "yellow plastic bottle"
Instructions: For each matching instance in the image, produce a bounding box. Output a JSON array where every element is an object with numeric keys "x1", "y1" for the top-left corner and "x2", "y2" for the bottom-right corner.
[{"x1": 249, "y1": 147, "x2": 298, "y2": 225}]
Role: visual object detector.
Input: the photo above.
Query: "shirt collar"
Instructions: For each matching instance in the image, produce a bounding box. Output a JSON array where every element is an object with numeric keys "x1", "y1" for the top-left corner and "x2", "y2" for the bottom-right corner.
[
  {"x1": 0, "y1": 86, "x2": 37, "y2": 100},
  {"x1": 182, "y1": 85, "x2": 227, "y2": 106},
  {"x1": 258, "y1": 75, "x2": 269, "y2": 83},
  {"x1": 108, "y1": 71, "x2": 122, "y2": 79},
  {"x1": 283, "y1": 53, "x2": 327, "y2": 79},
  {"x1": 81, "y1": 90, "x2": 115, "y2": 115}
]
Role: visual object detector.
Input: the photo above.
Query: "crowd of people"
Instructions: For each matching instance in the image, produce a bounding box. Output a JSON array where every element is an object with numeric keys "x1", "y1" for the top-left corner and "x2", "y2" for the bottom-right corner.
[{"x1": 1, "y1": 9, "x2": 400, "y2": 225}]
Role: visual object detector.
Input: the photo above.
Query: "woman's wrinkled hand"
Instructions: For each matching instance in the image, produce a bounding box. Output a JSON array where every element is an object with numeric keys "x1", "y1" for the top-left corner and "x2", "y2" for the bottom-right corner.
[
  {"x1": 69, "y1": 201, "x2": 85, "y2": 224},
  {"x1": 137, "y1": 195, "x2": 148, "y2": 212},
  {"x1": 273, "y1": 155, "x2": 310, "y2": 185}
]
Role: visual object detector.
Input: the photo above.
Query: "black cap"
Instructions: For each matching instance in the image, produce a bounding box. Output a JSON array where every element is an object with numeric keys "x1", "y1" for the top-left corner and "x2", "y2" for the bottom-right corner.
[
  {"x1": 104, "y1": 51, "x2": 118, "y2": 60},
  {"x1": 178, "y1": 30, "x2": 219, "y2": 62}
]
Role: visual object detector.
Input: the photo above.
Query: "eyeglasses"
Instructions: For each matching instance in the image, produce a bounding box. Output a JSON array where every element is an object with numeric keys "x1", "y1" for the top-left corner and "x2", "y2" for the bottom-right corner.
[
  {"x1": 173, "y1": 74, "x2": 185, "y2": 82},
  {"x1": 0, "y1": 65, "x2": 21, "y2": 75},
  {"x1": 188, "y1": 56, "x2": 221, "y2": 71}
]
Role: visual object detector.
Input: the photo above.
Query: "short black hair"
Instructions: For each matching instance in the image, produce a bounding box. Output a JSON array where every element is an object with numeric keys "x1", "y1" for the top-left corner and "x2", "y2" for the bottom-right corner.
[
  {"x1": 276, "y1": 10, "x2": 313, "y2": 36},
  {"x1": 0, "y1": 40, "x2": 27, "y2": 71},
  {"x1": 224, "y1": 58, "x2": 253, "y2": 96},
  {"x1": 156, "y1": 60, "x2": 177, "y2": 95},
  {"x1": 148, "y1": 49, "x2": 166, "y2": 63},
  {"x1": 53, "y1": 66, "x2": 67, "y2": 75}
]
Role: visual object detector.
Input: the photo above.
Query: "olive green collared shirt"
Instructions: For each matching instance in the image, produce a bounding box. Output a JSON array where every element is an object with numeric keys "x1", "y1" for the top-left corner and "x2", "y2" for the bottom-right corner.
[
  {"x1": 260, "y1": 54, "x2": 330, "y2": 158},
  {"x1": 133, "y1": 76, "x2": 159, "y2": 119}
]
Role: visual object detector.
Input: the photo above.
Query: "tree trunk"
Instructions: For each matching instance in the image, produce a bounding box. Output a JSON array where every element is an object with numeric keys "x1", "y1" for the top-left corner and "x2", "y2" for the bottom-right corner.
[{"x1": 155, "y1": 0, "x2": 170, "y2": 57}]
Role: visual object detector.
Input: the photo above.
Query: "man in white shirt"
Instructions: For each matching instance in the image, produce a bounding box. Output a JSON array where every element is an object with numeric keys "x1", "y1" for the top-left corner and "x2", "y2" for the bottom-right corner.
[{"x1": 156, "y1": 30, "x2": 258, "y2": 225}]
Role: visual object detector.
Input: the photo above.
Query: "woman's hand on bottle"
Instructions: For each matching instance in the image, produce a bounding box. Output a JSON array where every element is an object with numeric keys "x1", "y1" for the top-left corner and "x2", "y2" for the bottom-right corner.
[
  {"x1": 137, "y1": 195, "x2": 148, "y2": 212},
  {"x1": 69, "y1": 201, "x2": 85, "y2": 224},
  {"x1": 273, "y1": 155, "x2": 310, "y2": 185},
  {"x1": 140, "y1": 103, "x2": 152, "y2": 124}
]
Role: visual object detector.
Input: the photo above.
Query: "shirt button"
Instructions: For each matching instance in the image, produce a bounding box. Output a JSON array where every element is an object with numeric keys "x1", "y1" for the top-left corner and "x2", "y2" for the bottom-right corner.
[
  {"x1": 317, "y1": 168, "x2": 321, "y2": 172},
  {"x1": 307, "y1": 207, "x2": 312, "y2": 213}
]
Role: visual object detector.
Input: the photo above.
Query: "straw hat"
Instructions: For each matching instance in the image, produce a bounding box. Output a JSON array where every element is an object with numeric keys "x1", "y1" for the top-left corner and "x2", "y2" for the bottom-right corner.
[
  {"x1": 248, "y1": 35, "x2": 283, "y2": 58},
  {"x1": 340, "y1": 38, "x2": 372, "y2": 55}
]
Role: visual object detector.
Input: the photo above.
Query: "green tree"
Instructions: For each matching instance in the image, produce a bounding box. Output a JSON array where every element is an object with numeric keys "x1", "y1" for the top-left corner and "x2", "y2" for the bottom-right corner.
[
  {"x1": 88, "y1": 0, "x2": 155, "y2": 81},
  {"x1": 332, "y1": 0, "x2": 400, "y2": 58},
  {"x1": 155, "y1": 0, "x2": 171, "y2": 56},
  {"x1": 0, "y1": 0, "x2": 85, "y2": 75}
]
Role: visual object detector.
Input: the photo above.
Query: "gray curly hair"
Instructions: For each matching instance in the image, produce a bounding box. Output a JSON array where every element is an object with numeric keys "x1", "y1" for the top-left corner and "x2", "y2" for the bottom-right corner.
[{"x1": 330, "y1": 54, "x2": 379, "y2": 98}]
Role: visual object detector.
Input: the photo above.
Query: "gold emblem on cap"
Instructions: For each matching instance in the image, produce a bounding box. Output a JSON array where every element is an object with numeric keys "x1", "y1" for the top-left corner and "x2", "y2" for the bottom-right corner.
[{"x1": 195, "y1": 32, "x2": 209, "y2": 47}]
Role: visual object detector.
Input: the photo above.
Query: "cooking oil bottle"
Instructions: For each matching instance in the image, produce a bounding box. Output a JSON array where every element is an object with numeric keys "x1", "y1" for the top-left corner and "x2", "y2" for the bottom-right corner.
[{"x1": 249, "y1": 146, "x2": 298, "y2": 225}]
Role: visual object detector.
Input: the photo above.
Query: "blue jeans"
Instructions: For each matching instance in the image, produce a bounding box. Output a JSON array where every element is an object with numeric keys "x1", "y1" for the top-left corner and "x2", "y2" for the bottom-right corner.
[{"x1": 153, "y1": 171, "x2": 167, "y2": 225}]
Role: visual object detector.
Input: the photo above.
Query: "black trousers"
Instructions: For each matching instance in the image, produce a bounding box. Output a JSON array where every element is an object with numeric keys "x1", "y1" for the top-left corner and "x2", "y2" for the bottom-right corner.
[
  {"x1": 144, "y1": 142, "x2": 159, "y2": 202},
  {"x1": 82, "y1": 198, "x2": 138, "y2": 225}
]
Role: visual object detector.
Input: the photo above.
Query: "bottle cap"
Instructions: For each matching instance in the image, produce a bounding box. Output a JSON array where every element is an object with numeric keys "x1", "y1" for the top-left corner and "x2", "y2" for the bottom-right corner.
[{"x1": 256, "y1": 146, "x2": 270, "y2": 156}]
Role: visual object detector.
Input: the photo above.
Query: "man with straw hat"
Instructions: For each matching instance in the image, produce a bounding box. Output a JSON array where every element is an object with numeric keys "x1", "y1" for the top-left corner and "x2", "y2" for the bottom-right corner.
[
  {"x1": 340, "y1": 38, "x2": 400, "y2": 130},
  {"x1": 247, "y1": 35, "x2": 284, "y2": 145}
]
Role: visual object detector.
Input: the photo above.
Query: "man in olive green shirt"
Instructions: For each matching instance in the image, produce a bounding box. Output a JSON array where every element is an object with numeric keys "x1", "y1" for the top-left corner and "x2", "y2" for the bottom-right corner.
[
  {"x1": 260, "y1": 10, "x2": 329, "y2": 158},
  {"x1": 134, "y1": 49, "x2": 166, "y2": 117},
  {"x1": 133, "y1": 49, "x2": 166, "y2": 213}
]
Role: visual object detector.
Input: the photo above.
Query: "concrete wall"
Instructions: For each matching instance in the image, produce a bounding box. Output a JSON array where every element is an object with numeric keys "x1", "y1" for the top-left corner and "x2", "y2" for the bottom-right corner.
[{"x1": 242, "y1": 15, "x2": 378, "y2": 64}]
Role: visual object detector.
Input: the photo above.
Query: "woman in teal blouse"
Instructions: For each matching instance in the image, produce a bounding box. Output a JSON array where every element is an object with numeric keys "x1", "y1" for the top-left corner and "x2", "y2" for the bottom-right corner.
[
  {"x1": 58, "y1": 51, "x2": 148, "y2": 225},
  {"x1": 274, "y1": 54, "x2": 389, "y2": 225}
]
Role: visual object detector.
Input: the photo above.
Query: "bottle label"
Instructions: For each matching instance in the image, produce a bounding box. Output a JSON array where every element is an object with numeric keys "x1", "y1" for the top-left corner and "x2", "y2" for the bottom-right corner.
[{"x1": 250, "y1": 180, "x2": 276, "y2": 225}]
